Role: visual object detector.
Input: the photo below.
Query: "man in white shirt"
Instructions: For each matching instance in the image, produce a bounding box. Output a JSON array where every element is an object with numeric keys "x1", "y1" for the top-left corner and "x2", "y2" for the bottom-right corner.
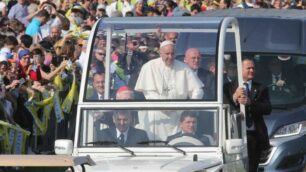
[{"x1": 135, "y1": 40, "x2": 204, "y2": 99}]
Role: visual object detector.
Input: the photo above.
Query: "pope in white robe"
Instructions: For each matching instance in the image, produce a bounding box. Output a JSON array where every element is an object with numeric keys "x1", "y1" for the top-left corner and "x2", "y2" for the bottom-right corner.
[
  {"x1": 134, "y1": 40, "x2": 204, "y2": 140},
  {"x1": 135, "y1": 41, "x2": 204, "y2": 99}
]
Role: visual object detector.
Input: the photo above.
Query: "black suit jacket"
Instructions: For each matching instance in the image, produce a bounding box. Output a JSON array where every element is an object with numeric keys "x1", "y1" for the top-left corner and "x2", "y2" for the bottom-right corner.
[
  {"x1": 118, "y1": 51, "x2": 148, "y2": 89},
  {"x1": 166, "y1": 132, "x2": 210, "y2": 145},
  {"x1": 197, "y1": 68, "x2": 215, "y2": 100},
  {"x1": 224, "y1": 80, "x2": 272, "y2": 150},
  {"x1": 97, "y1": 127, "x2": 149, "y2": 146},
  {"x1": 89, "y1": 90, "x2": 100, "y2": 101}
]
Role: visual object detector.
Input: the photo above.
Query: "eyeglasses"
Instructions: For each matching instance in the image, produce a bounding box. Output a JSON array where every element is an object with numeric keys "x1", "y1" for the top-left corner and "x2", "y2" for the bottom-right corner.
[
  {"x1": 191, "y1": 56, "x2": 201, "y2": 60},
  {"x1": 97, "y1": 53, "x2": 105, "y2": 56}
]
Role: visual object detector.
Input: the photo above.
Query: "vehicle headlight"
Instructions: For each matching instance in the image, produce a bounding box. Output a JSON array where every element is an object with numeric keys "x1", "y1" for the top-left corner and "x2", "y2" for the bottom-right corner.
[{"x1": 273, "y1": 121, "x2": 306, "y2": 138}]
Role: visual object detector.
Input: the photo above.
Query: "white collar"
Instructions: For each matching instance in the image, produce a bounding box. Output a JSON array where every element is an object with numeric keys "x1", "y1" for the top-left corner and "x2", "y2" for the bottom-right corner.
[
  {"x1": 116, "y1": 128, "x2": 129, "y2": 139},
  {"x1": 244, "y1": 80, "x2": 252, "y2": 90},
  {"x1": 97, "y1": 93, "x2": 104, "y2": 100},
  {"x1": 244, "y1": 80, "x2": 252, "y2": 85}
]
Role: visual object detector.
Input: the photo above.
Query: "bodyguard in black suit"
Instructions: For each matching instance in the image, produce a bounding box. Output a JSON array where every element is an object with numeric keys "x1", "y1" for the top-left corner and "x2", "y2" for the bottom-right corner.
[
  {"x1": 184, "y1": 48, "x2": 215, "y2": 100},
  {"x1": 167, "y1": 111, "x2": 210, "y2": 146},
  {"x1": 97, "y1": 110, "x2": 148, "y2": 146},
  {"x1": 224, "y1": 58, "x2": 271, "y2": 172}
]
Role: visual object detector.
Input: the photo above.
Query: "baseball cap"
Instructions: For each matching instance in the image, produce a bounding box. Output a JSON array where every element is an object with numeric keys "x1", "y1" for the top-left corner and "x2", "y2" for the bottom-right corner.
[
  {"x1": 0, "y1": 47, "x2": 13, "y2": 60},
  {"x1": 18, "y1": 49, "x2": 30, "y2": 59}
]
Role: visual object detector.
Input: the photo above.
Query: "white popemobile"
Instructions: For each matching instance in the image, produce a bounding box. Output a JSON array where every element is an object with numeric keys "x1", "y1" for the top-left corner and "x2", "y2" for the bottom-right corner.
[{"x1": 55, "y1": 16, "x2": 248, "y2": 172}]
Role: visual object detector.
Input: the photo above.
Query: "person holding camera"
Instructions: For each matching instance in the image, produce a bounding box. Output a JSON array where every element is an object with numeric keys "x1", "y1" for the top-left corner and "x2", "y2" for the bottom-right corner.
[
  {"x1": 23, "y1": 48, "x2": 68, "y2": 86},
  {"x1": 113, "y1": 38, "x2": 148, "y2": 91}
]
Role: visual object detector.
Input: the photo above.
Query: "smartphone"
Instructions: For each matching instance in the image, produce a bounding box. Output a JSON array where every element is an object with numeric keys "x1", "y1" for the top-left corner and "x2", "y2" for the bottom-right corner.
[{"x1": 19, "y1": 78, "x2": 26, "y2": 85}]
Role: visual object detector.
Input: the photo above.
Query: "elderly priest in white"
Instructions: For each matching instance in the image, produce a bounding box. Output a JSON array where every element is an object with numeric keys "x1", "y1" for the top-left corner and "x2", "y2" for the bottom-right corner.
[
  {"x1": 134, "y1": 40, "x2": 204, "y2": 141},
  {"x1": 135, "y1": 40, "x2": 204, "y2": 99}
]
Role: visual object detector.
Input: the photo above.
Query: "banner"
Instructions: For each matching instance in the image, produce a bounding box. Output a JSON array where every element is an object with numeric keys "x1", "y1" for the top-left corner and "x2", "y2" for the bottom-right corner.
[
  {"x1": 0, "y1": 121, "x2": 31, "y2": 154},
  {"x1": 25, "y1": 91, "x2": 54, "y2": 135}
]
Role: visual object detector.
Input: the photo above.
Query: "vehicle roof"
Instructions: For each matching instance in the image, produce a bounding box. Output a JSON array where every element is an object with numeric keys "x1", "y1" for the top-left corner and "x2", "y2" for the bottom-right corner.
[
  {"x1": 197, "y1": 9, "x2": 306, "y2": 55},
  {"x1": 198, "y1": 8, "x2": 306, "y2": 19},
  {"x1": 98, "y1": 17, "x2": 224, "y2": 30}
]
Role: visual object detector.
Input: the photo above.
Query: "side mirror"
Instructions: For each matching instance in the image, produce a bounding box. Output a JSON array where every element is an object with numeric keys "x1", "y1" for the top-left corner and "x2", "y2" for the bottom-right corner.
[
  {"x1": 55, "y1": 139, "x2": 73, "y2": 155},
  {"x1": 225, "y1": 139, "x2": 244, "y2": 154}
]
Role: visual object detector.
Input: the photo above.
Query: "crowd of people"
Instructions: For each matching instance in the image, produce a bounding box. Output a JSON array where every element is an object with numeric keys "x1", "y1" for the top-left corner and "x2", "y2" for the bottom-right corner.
[{"x1": 0, "y1": 0, "x2": 301, "y2": 161}]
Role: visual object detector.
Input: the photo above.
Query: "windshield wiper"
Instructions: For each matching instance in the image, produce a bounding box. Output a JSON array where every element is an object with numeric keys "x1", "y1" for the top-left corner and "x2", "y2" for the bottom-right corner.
[
  {"x1": 86, "y1": 141, "x2": 135, "y2": 156},
  {"x1": 86, "y1": 141, "x2": 117, "y2": 146},
  {"x1": 138, "y1": 140, "x2": 168, "y2": 145},
  {"x1": 138, "y1": 140, "x2": 186, "y2": 155}
]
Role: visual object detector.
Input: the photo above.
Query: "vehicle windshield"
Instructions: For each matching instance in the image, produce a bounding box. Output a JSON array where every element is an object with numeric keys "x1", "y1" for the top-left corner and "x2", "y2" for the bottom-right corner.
[
  {"x1": 78, "y1": 109, "x2": 219, "y2": 147},
  {"x1": 225, "y1": 53, "x2": 306, "y2": 107},
  {"x1": 84, "y1": 19, "x2": 222, "y2": 101},
  {"x1": 252, "y1": 54, "x2": 306, "y2": 107}
]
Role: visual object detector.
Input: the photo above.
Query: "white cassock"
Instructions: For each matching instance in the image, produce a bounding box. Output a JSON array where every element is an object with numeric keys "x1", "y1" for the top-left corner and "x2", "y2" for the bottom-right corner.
[
  {"x1": 135, "y1": 58, "x2": 204, "y2": 99},
  {"x1": 135, "y1": 58, "x2": 204, "y2": 140},
  {"x1": 137, "y1": 110, "x2": 181, "y2": 141}
]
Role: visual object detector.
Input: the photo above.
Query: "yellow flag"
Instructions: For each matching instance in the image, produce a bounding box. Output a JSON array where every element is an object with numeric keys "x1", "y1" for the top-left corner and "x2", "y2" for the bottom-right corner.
[
  {"x1": 62, "y1": 73, "x2": 77, "y2": 113},
  {"x1": 53, "y1": 74, "x2": 63, "y2": 91}
]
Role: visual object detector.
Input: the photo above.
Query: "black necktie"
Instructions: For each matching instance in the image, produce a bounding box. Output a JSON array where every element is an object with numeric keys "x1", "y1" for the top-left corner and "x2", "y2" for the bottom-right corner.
[
  {"x1": 118, "y1": 133, "x2": 124, "y2": 145},
  {"x1": 243, "y1": 82, "x2": 253, "y2": 128},
  {"x1": 243, "y1": 82, "x2": 250, "y2": 96}
]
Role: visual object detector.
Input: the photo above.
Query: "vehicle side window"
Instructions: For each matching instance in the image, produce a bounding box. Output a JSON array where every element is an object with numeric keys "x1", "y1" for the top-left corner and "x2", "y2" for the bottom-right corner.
[{"x1": 85, "y1": 31, "x2": 218, "y2": 101}]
